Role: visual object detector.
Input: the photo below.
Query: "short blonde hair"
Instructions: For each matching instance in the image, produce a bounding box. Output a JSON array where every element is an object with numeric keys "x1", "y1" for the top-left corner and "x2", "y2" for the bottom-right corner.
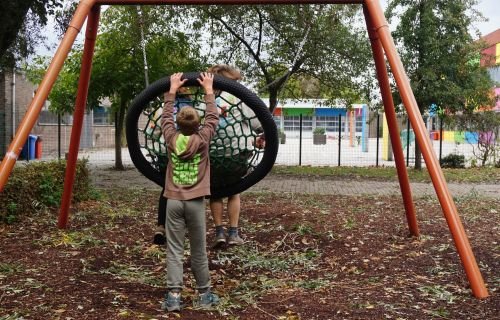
[
  {"x1": 207, "y1": 64, "x2": 242, "y2": 81},
  {"x1": 176, "y1": 107, "x2": 200, "y2": 135}
]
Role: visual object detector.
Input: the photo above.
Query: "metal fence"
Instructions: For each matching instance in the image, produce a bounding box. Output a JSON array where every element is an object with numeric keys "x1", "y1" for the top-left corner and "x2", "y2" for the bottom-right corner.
[
  {"x1": 6, "y1": 112, "x2": 495, "y2": 169},
  {"x1": 274, "y1": 113, "x2": 491, "y2": 167}
]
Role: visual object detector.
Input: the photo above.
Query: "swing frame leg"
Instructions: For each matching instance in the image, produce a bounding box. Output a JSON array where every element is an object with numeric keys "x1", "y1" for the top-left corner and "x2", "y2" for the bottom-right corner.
[
  {"x1": 365, "y1": 0, "x2": 488, "y2": 299},
  {"x1": 58, "y1": 5, "x2": 101, "y2": 228},
  {"x1": 364, "y1": 6, "x2": 419, "y2": 237},
  {"x1": 0, "y1": 0, "x2": 98, "y2": 192}
]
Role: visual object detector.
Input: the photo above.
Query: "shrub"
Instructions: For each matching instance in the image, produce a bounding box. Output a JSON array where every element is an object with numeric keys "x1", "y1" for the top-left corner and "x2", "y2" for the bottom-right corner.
[
  {"x1": 313, "y1": 127, "x2": 326, "y2": 135},
  {"x1": 452, "y1": 111, "x2": 500, "y2": 166},
  {"x1": 0, "y1": 159, "x2": 97, "y2": 224},
  {"x1": 440, "y1": 154, "x2": 465, "y2": 168}
]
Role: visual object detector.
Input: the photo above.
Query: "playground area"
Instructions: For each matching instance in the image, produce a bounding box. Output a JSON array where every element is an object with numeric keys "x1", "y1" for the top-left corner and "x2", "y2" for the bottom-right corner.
[
  {"x1": 1, "y1": 0, "x2": 499, "y2": 318},
  {"x1": 0, "y1": 170, "x2": 498, "y2": 319}
]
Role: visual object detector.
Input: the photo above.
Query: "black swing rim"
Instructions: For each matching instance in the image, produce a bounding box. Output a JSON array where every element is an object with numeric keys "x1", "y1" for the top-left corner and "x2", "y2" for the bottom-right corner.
[{"x1": 125, "y1": 72, "x2": 278, "y2": 199}]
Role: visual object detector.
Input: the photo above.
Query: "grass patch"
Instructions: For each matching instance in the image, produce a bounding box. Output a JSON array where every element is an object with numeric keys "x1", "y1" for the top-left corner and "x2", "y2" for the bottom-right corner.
[
  {"x1": 293, "y1": 277, "x2": 331, "y2": 290},
  {"x1": 101, "y1": 262, "x2": 164, "y2": 287},
  {"x1": 294, "y1": 223, "x2": 315, "y2": 235},
  {"x1": 36, "y1": 230, "x2": 106, "y2": 248},
  {"x1": 0, "y1": 262, "x2": 24, "y2": 276},
  {"x1": 0, "y1": 313, "x2": 25, "y2": 320},
  {"x1": 216, "y1": 242, "x2": 320, "y2": 273},
  {"x1": 418, "y1": 285, "x2": 457, "y2": 304},
  {"x1": 271, "y1": 165, "x2": 499, "y2": 183}
]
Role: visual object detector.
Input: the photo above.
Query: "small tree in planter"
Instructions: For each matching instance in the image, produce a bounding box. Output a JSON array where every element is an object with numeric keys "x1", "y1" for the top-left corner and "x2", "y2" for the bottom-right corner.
[
  {"x1": 313, "y1": 127, "x2": 327, "y2": 145},
  {"x1": 279, "y1": 129, "x2": 286, "y2": 144}
]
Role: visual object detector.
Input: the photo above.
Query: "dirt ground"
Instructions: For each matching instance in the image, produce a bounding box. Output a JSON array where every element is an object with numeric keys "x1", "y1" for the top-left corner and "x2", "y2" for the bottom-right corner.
[{"x1": 0, "y1": 170, "x2": 499, "y2": 319}]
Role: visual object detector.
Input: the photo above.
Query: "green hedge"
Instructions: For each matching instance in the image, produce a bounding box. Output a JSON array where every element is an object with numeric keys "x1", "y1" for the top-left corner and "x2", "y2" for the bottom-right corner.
[{"x1": 0, "y1": 160, "x2": 97, "y2": 224}]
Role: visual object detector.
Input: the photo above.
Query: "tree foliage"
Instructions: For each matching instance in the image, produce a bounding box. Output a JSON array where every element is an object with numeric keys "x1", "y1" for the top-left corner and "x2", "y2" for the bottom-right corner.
[
  {"x1": 25, "y1": 5, "x2": 204, "y2": 169},
  {"x1": 387, "y1": 0, "x2": 494, "y2": 112},
  {"x1": 91, "y1": 6, "x2": 204, "y2": 102},
  {"x1": 0, "y1": 0, "x2": 62, "y2": 69},
  {"x1": 186, "y1": 4, "x2": 371, "y2": 110},
  {"x1": 92, "y1": 6, "x2": 205, "y2": 169},
  {"x1": 25, "y1": 51, "x2": 88, "y2": 115},
  {"x1": 386, "y1": 0, "x2": 495, "y2": 168}
]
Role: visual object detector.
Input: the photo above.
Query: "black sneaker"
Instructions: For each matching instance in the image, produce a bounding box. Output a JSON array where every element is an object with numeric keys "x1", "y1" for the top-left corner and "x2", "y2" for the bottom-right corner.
[
  {"x1": 161, "y1": 291, "x2": 181, "y2": 312},
  {"x1": 153, "y1": 226, "x2": 166, "y2": 245},
  {"x1": 211, "y1": 232, "x2": 226, "y2": 249},
  {"x1": 194, "y1": 290, "x2": 220, "y2": 309}
]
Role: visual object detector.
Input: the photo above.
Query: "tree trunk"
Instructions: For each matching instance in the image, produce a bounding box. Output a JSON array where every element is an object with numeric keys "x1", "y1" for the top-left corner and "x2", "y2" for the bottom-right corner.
[
  {"x1": 268, "y1": 88, "x2": 278, "y2": 112},
  {"x1": 414, "y1": 140, "x2": 422, "y2": 170},
  {"x1": 114, "y1": 98, "x2": 126, "y2": 170},
  {"x1": 413, "y1": 1, "x2": 425, "y2": 171},
  {"x1": 414, "y1": 100, "x2": 424, "y2": 170}
]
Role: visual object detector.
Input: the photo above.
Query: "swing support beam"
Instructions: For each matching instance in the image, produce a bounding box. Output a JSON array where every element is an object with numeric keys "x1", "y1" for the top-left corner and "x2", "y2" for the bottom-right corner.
[
  {"x1": 0, "y1": 0, "x2": 488, "y2": 299},
  {"x1": 363, "y1": 6, "x2": 419, "y2": 238}
]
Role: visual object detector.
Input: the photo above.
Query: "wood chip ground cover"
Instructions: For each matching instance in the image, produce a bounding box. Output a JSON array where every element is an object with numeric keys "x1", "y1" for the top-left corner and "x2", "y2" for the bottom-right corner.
[{"x1": 0, "y1": 188, "x2": 498, "y2": 319}]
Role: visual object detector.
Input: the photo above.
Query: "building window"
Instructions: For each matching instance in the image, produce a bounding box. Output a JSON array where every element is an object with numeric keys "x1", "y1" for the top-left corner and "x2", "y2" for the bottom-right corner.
[
  {"x1": 315, "y1": 116, "x2": 344, "y2": 132},
  {"x1": 284, "y1": 115, "x2": 312, "y2": 131},
  {"x1": 316, "y1": 115, "x2": 345, "y2": 133},
  {"x1": 355, "y1": 115, "x2": 363, "y2": 134},
  {"x1": 93, "y1": 106, "x2": 115, "y2": 126}
]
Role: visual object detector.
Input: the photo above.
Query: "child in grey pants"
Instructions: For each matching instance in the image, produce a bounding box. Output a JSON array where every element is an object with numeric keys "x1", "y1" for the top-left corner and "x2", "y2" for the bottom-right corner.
[{"x1": 160, "y1": 72, "x2": 219, "y2": 312}]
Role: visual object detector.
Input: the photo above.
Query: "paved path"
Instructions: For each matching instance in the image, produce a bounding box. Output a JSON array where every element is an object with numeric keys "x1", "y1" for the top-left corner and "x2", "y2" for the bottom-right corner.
[
  {"x1": 90, "y1": 165, "x2": 500, "y2": 199},
  {"x1": 249, "y1": 178, "x2": 499, "y2": 198}
]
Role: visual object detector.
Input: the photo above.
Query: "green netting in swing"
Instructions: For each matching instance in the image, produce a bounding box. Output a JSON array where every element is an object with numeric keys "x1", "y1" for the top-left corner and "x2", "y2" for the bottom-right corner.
[{"x1": 139, "y1": 88, "x2": 265, "y2": 176}]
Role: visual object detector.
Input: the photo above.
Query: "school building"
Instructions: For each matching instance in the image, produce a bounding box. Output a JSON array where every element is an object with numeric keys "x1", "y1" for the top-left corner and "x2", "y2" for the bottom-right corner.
[
  {"x1": 480, "y1": 28, "x2": 500, "y2": 111},
  {"x1": 266, "y1": 99, "x2": 376, "y2": 139}
]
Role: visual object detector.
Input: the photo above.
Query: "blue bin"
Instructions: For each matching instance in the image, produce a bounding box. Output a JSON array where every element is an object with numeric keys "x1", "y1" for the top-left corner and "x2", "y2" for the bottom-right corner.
[{"x1": 21, "y1": 135, "x2": 38, "y2": 160}]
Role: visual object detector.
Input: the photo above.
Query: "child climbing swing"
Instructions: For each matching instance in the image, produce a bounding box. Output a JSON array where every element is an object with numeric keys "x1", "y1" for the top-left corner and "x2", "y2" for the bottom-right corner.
[{"x1": 160, "y1": 72, "x2": 219, "y2": 311}]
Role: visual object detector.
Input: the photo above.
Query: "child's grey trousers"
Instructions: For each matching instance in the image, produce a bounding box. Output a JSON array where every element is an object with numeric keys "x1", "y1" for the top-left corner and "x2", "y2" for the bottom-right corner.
[{"x1": 165, "y1": 197, "x2": 210, "y2": 291}]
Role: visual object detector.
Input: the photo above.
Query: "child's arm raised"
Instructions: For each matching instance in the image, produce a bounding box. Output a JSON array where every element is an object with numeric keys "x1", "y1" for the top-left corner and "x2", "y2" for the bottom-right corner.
[
  {"x1": 161, "y1": 73, "x2": 187, "y2": 142},
  {"x1": 197, "y1": 72, "x2": 218, "y2": 142}
]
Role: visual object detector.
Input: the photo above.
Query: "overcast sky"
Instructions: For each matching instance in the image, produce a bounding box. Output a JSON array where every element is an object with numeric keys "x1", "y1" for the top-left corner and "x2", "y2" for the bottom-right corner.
[
  {"x1": 474, "y1": 0, "x2": 500, "y2": 35},
  {"x1": 37, "y1": 0, "x2": 499, "y2": 56},
  {"x1": 380, "y1": 0, "x2": 499, "y2": 37}
]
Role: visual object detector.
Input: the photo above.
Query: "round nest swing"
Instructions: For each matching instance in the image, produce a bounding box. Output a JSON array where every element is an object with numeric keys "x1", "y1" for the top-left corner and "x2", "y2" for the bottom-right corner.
[{"x1": 126, "y1": 72, "x2": 279, "y2": 198}]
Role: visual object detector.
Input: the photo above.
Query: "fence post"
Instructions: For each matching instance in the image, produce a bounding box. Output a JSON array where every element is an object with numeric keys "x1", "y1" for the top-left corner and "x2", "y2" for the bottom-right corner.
[
  {"x1": 439, "y1": 116, "x2": 443, "y2": 163},
  {"x1": 299, "y1": 113, "x2": 302, "y2": 166},
  {"x1": 376, "y1": 112, "x2": 380, "y2": 167},
  {"x1": 338, "y1": 114, "x2": 342, "y2": 166},
  {"x1": 406, "y1": 117, "x2": 410, "y2": 167},
  {"x1": 58, "y1": 113, "x2": 62, "y2": 159}
]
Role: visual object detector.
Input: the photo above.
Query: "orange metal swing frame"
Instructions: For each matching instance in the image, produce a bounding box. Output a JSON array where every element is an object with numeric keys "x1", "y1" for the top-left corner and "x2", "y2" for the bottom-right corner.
[{"x1": 0, "y1": 0, "x2": 489, "y2": 299}]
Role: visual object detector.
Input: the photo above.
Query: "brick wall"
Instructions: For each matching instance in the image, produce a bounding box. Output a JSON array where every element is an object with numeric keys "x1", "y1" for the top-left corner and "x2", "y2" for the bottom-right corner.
[
  {"x1": 0, "y1": 71, "x2": 117, "y2": 159},
  {"x1": 0, "y1": 71, "x2": 39, "y2": 158}
]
